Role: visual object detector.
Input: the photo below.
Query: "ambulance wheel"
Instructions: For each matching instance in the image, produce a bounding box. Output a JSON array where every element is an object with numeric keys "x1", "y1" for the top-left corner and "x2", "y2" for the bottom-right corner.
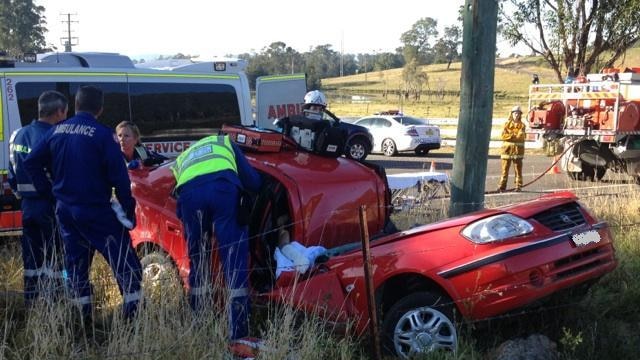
[
  {"x1": 139, "y1": 249, "x2": 183, "y2": 298},
  {"x1": 346, "y1": 138, "x2": 369, "y2": 162},
  {"x1": 383, "y1": 139, "x2": 398, "y2": 157},
  {"x1": 382, "y1": 291, "x2": 458, "y2": 358}
]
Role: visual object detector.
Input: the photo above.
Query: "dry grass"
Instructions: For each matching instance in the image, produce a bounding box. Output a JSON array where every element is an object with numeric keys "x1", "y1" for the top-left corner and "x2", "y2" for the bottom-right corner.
[{"x1": 324, "y1": 49, "x2": 640, "y2": 119}]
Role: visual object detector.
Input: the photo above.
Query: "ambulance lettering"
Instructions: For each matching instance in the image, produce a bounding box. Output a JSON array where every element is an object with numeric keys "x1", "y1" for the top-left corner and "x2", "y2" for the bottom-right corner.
[
  {"x1": 144, "y1": 141, "x2": 193, "y2": 156},
  {"x1": 267, "y1": 103, "x2": 304, "y2": 119}
]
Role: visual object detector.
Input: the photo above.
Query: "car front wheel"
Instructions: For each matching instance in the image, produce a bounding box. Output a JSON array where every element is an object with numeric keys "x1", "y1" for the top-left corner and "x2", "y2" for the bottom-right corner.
[
  {"x1": 382, "y1": 291, "x2": 458, "y2": 359},
  {"x1": 346, "y1": 138, "x2": 369, "y2": 161},
  {"x1": 139, "y1": 249, "x2": 183, "y2": 300},
  {"x1": 382, "y1": 139, "x2": 397, "y2": 157}
]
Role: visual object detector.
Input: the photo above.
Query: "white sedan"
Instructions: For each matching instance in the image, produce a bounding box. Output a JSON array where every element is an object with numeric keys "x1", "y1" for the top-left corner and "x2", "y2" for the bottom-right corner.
[{"x1": 353, "y1": 112, "x2": 441, "y2": 156}]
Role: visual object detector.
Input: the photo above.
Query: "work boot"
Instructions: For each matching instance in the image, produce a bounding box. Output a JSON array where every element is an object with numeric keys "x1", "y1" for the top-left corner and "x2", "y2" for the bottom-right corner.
[
  {"x1": 496, "y1": 187, "x2": 506, "y2": 193},
  {"x1": 514, "y1": 187, "x2": 522, "y2": 192}
]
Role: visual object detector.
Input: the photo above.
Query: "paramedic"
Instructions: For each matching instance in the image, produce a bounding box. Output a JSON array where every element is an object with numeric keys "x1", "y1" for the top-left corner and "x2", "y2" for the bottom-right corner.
[
  {"x1": 171, "y1": 134, "x2": 261, "y2": 340},
  {"x1": 115, "y1": 121, "x2": 167, "y2": 169},
  {"x1": 497, "y1": 106, "x2": 526, "y2": 192},
  {"x1": 8, "y1": 90, "x2": 68, "y2": 306},
  {"x1": 24, "y1": 85, "x2": 143, "y2": 320}
]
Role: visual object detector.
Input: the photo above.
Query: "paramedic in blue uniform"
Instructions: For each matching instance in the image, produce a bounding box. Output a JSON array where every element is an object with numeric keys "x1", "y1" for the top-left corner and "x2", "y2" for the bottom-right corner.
[
  {"x1": 171, "y1": 134, "x2": 261, "y2": 340},
  {"x1": 8, "y1": 90, "x2": 68, "y2": 307},
  {"x1": 24, "y1": 85, "x2": 143, "y2": 320}
]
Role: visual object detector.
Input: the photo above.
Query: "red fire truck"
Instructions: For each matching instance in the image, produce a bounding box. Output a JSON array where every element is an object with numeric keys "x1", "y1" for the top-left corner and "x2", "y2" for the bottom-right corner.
[{"x1": 527, "y1": 68, "x2": 640, "y2": 184}]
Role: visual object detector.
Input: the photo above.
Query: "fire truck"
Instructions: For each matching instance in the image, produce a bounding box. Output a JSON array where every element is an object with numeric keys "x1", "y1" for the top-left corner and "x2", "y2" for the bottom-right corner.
[{"x1": 527, "y1": 68, "x2": 640, "y2": 184}]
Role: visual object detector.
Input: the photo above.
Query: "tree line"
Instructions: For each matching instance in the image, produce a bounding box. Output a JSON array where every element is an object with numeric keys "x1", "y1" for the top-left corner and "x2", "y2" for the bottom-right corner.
[{"x1": 2, "y1": 1, "x2": 639, "y2": 90}]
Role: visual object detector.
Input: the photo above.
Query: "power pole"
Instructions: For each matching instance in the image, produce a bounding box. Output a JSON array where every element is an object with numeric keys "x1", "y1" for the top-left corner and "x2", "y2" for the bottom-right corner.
[
  {"x1": 449, "y1": 0, "x2": 498, "y2": 217},
  {"x1": 340, "y1": 30, "x2": 344, "y2": 77},
  {"x1": 60, "y1": 13, "x2": 79, "y2": 52}
]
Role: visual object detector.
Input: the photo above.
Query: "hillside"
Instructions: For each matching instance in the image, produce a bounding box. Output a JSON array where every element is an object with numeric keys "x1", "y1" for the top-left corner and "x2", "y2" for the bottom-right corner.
[{"x1": 323, "y1": 48, "x2": 640, "y2": 118}]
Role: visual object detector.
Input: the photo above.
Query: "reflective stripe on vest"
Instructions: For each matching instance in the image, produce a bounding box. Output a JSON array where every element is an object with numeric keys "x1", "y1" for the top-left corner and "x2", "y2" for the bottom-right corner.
[{"x1": 172, "y1": 135, "x2": 237, "y2": 188}]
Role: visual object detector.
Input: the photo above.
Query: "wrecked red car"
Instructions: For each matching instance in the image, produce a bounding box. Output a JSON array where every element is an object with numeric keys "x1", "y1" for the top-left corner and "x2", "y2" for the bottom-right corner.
[{"x1": 128, "y1": 130, "x2": 617, "y2": 358}]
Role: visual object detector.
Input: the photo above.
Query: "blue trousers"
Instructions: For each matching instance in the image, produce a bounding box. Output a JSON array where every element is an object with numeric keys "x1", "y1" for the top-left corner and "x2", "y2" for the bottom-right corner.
[
  {"x1": 21, "y1": 198, "x2": 64, "y2": 305},
  {"x1": 177, "y1": 179, "x2": 250, "y2": 340},
  {"x1": 56, "y1": 202, "x2": 142, "y2": 319}
]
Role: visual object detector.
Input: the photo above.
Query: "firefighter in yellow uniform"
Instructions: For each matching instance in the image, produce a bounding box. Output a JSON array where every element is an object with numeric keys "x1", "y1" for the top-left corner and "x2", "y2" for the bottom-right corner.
[{"x1": 498, "y1": 106, "x2": 526, "y2": 192}]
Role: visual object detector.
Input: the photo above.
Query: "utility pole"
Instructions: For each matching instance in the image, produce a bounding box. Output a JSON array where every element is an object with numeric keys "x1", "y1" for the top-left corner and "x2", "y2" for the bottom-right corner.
[
  {"x1": 449, "y1": 0, "x2": 498, "y2": 217},
  {"x1": 340, "y1": 30, "x2": 344, "y2": 77},
  {"x1": 60, "y1": 13, "x2": 79, "y2": 52}
]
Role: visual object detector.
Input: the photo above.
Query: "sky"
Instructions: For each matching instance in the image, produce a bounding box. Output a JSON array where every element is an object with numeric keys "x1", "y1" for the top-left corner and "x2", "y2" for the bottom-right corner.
[{"x1": 37, "y1": 0, "x2": 468, "y2": 60}]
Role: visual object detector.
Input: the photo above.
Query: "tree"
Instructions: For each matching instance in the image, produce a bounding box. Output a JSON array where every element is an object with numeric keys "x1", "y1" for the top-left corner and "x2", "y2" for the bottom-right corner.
[
  {"x1": 501, "y1": 0, "x2": 640, "y2": 82},
  {"x1": 432, "y1": 25, "x2": 462, "y2": 69},
  {"x1": 0, "y1": 0, "x2": 49, "y2": 57},
  {"x1": 400, "y1": 17, "x2": 439, "y2": 64}
]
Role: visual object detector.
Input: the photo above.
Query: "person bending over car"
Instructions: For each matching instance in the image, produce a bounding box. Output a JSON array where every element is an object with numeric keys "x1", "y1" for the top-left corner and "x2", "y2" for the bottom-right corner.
[{"x1": 171, "y1": 134, "x2": 262, "y2": 340}]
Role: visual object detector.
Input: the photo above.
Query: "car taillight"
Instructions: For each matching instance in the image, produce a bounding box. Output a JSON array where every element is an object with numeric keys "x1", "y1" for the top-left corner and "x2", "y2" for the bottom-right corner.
[
  {"x1": 405, "y1": 127, "x2": 419, "y2": 136},
  {"x1": 2, "y1": 172, "x2": 12, "y2": 196}
]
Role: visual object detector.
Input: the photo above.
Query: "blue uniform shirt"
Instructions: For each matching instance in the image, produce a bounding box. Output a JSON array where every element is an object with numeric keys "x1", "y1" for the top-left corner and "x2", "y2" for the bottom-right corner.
[
  {"x1": 24, "y1": 112, "x2": 135, "y2": 212},
  {"x1": 8, "y1": 120, "x2": 54, "y2": 199}
]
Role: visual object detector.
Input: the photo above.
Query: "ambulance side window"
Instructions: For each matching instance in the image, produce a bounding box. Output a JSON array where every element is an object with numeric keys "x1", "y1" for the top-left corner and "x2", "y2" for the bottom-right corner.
[
  {"x1": 128, "y1": 82, "x2": 241, "y2": 140},
  {"x1": 15, "y1": 82, "x2": 65, "y2": 126},
  {"x1": 16, "y1": 82, "x2": 130, "y2": 129},
  {"x1": 68, "y1": 82, "x2": 130, "y2": 129}
]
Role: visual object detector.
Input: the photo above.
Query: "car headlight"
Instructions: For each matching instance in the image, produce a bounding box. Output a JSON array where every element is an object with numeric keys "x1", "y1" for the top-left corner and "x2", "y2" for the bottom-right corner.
[{"x1": 461, "y1": 214, "x2": 534, "y2": 244}]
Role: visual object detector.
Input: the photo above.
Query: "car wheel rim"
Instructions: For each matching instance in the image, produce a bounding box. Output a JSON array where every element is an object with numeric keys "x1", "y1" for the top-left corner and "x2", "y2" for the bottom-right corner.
[
  {"x1": 350, "y1": 143, "x2": 365, "y2": 160},
  {"x1": 143, "y1": 262, "x2": 171, "y2": 285},
  {"x1": 383, "y1": 140, "x2": 395, "y2": 156},
  {"x1": 393, "y1": 306, "x2": 457, "y2": 358}
]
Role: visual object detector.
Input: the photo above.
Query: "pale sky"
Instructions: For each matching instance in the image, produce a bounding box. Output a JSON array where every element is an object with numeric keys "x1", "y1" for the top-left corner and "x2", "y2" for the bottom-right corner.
[{"x1": 37, "y1": 0, "x2": 467, "y2": 60}]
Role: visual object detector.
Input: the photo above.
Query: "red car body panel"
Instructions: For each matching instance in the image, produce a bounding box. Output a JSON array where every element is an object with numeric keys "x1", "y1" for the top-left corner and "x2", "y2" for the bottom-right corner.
[{"x1": 128, "y1": 146, "x2": 617, "y2": 336}]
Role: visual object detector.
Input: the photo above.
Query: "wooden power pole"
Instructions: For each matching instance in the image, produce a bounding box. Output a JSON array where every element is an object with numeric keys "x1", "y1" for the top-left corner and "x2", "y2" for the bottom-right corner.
[{"x1": 449, "y1": 0, "x2": 499, "y2": 217}]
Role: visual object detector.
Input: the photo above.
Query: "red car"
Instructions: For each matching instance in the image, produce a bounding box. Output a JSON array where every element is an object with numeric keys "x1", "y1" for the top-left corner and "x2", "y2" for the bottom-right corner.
[{"x1": 128, "y1": 134, "x2": 616, "y2": 358}]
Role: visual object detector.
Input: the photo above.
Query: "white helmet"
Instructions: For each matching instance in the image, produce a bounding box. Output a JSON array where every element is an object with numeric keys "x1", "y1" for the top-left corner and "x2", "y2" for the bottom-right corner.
[
  {"x1": 303, "y1": 90, "x2": 327, "y2": 109},
  {"x1": 511, "y1": 105, "x2": 522, "y2": 114}
]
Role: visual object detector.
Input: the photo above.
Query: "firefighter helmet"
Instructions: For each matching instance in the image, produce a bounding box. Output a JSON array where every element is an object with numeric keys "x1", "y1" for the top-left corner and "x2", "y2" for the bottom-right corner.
[
  {"x1": 303, "y1": 90, "x2": 327, "y2": 109},
  {"x1": 511, "y1": 105, "x2": 522, "y2": 113}
]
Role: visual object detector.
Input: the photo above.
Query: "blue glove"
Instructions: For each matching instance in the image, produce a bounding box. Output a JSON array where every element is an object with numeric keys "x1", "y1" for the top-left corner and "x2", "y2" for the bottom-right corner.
[{"x1": 127, "y1": 160, "x2": 141, "y2": 170}]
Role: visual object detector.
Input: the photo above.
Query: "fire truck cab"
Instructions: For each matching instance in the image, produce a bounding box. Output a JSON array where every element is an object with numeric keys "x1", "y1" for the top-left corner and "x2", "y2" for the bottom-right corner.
[
  {"x1": 0, "y1": 51, "x2": 306, "y2": 233},
  {"x1": 527, "y1": 67, "x2": 640, "y2": 184}
]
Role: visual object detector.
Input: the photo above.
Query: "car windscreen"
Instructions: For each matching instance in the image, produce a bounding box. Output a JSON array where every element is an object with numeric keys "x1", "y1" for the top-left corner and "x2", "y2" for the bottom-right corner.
[{"x1": 395, "y1": 116, "x2": 427, "y2": 126}]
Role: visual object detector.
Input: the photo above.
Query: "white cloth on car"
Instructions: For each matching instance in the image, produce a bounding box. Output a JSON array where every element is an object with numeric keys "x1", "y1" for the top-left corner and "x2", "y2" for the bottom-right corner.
[{"x1": 274, "y1": 241, "x2": 327, "y2": 278}]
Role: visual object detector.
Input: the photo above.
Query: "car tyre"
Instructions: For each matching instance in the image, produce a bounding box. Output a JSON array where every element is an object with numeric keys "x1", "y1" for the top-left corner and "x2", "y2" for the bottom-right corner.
[
  {"x1": 346, "y1": 138, "x2": 369, "y2": 162},
  {"x1": 139, "y1": 249, "x2": 183, "y2": 298},
  {"x1": 381, "y1": 291, "x2": 457, "y2": 359},
  {"x1": 382, "y1": 139, "x2": 397, "y2": 157}
]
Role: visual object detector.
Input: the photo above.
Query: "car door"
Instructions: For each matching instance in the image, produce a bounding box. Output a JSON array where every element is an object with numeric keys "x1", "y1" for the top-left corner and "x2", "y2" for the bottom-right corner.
[{"x1": 369, "y1": 117, "x2": 392, "y2": 151}]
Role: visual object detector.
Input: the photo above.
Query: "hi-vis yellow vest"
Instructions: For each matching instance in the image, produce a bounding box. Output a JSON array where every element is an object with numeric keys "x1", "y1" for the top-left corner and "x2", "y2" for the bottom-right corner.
[{"x1": 171, "y1": 135, "x2": 238, "y2": 188}]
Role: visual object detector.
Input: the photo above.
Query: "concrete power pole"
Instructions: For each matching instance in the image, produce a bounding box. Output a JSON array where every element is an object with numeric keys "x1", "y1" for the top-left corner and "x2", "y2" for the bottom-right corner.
[
  {"x1": 60, "y1": 13, "x2": 78, "y2": 52},
  {"x1": 449, "y1": 0, "x2": 499, "y2": 217}
]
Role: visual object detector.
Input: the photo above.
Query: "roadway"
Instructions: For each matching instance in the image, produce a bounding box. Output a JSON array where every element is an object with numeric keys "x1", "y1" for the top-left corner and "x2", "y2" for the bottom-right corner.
[{"x1": 366, "y1": 148, "x2": 638, "y2": 207}]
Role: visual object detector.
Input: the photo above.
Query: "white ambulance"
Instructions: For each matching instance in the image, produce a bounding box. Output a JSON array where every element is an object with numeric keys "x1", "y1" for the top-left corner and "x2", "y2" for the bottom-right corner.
[{"x1": 0, "y1": 51, "x2": 307, "y2": 232}]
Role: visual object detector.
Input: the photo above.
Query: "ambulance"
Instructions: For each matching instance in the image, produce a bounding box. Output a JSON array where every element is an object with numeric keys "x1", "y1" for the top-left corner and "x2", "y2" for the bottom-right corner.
[{"x1": 0, "y1": 51, "x2": 307, "y2": 233}]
